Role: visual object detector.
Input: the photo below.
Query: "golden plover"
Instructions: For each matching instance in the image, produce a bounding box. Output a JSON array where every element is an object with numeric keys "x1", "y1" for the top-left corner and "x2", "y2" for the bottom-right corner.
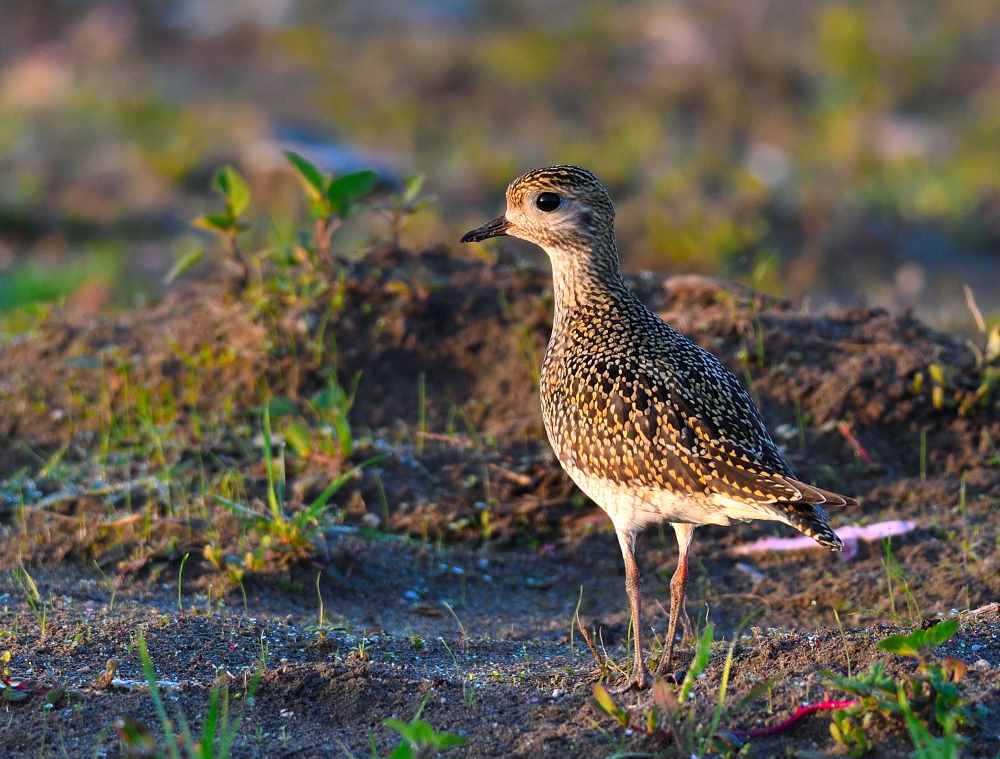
[{"x1": 461, "y1": 165, "x2": 857, "y2": 690}]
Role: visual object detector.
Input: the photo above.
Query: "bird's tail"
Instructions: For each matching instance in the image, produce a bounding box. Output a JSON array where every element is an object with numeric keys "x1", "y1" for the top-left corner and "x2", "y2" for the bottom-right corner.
[
  {"x1": 776, "y1": 479, "x2": 857, "y2": 551},
  {"x1": 780, "y1": 502, "x2": 844, "y2": 550}
]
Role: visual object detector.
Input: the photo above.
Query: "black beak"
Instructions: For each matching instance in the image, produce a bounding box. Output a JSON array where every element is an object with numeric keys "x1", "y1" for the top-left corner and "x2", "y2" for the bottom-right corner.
[{"x1": 460, "y1": 216, "x2": 510, "y2": 243}]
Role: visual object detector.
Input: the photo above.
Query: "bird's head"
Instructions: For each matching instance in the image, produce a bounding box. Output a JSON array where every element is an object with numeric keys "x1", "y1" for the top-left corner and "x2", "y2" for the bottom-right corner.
[{"x1": 461, "y1": 165, "x2": 616, "y2": 255}]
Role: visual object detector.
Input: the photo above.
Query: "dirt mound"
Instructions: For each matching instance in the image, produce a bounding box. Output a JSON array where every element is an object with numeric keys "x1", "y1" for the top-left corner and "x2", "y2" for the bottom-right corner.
[{"x1": 3, "y1": 248, "x2": 996, "y2": 464}]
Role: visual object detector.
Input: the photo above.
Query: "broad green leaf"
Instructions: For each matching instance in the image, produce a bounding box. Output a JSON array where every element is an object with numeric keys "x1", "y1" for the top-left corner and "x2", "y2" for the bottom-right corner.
[
  {"x1": 923, "y1": 619, "x2": 959, "y2": 648},
  {"x1": 265, "y1": 396, "x2": 297, "y2": 417},
  {"x1": 401, "y1": 174, "x2": 425, "y2": 205},
  {"x1": 192, "y1": 213, "x2": 235, "y2": 234},
  {"x1": 388, "y1": 745, "x2": 414, "y2": 759},
  {"x1": 408, "y1": 720, "x2": 435, "y2": 745},
  {"x1": 384, "y1": 718, "x2": 417, "y2": 744},
  {"x1": 215, "y1": 166, "x2": 251, "y2": 217},
  {"x1": 877, "y1": 632, "x2": 922, "y2": 657},
  {"x1": 326, "y1": 170, "x2": 377, "y2": 214},
  {"x1": 433, "y1": 732, "x2": 466, "y2": 748},
  {"x1": 312, "y1": 383, "x2": 349, "y2": 411},
  {"x1": 165, "y1": 247, "x2": 204, "y2": 284},
  {"x1": 284, "y1": 150, "x2": 327, "y2": 203}
]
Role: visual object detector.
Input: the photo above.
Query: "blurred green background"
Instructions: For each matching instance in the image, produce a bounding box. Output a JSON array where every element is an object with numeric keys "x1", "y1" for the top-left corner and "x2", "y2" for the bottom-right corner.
[{"x1": 1, "y1": 0, "x2": 999, "y2": 330}]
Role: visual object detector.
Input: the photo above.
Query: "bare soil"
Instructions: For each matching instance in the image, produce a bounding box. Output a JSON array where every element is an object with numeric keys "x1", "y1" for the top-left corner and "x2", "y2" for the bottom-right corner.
[{"x1": 1, "y1": 248, "x2": 998, "y2": 757}]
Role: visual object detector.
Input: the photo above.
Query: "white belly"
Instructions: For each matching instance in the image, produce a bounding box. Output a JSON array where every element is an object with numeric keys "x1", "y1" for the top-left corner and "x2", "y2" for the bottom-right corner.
[
  {"x1": 561, "y1": 463, "x2": 730, "y2": 534},
  {"x1": 562, "y1": 463, "x2": 785, "y2": 536}
]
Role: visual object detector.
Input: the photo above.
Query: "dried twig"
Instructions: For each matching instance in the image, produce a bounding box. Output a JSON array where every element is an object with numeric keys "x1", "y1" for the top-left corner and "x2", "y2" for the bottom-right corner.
[{"x1": 19, "y1": 476, "x2": 166, "y2": 512}]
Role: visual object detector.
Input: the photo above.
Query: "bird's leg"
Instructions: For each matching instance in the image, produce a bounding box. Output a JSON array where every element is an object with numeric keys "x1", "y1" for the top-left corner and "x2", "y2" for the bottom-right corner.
[
  {"x1": 612, "y1": 528, "x2": 648, "y2": 692},
  {"x1": 654, "y1": 523, "x2": 696, "y2": 680}
]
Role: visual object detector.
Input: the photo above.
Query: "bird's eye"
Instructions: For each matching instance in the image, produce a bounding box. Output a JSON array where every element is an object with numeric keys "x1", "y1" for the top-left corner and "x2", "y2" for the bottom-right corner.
[{"x1": 535, "y1": 192, "x2": 561, "y2": 212}]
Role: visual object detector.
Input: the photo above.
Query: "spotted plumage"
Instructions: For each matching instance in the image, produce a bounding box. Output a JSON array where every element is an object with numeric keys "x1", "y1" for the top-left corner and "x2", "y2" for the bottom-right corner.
[{"x1": 462, "y1": 165, "x2": 857, "y2": 690}]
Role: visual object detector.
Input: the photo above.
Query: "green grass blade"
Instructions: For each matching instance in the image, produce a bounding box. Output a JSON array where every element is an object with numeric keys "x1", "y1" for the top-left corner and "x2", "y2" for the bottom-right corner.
[
  {"x1": 213, "y1": 495, "x2": 266, "y2": 522},
  {"x1": 200, "y1": 686, "x2": 219, "y2": 759},
  {"x1": 701, "y1": 637, "x2": 736, "y2": 754},
  {"x1": 679, "y1": 622, "x2": 714, "y2": 704},
  {"x1": 262, "y1": 405, "x2": 282, "y2": 521},
  {"x1": 137, "y1": 632, "x2": 182, "y2": 759},
  {"x1": 302, "y1": 455, "x2": 385, "y2": 523}
]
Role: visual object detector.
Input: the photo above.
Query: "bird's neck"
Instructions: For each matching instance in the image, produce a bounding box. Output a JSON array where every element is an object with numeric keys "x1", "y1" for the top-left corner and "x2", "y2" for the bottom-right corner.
[{"x1": 544, "y1": 236, "x2": 629, "y2": 330}]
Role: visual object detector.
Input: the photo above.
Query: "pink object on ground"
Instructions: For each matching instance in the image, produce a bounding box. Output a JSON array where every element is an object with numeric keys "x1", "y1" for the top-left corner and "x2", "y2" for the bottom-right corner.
[
  {"x1": 734, "y1": 699, "x2": 858, "y2": 738},
  {"x1": 733, "y1": 520, "x2": 916, "y2": 559}
]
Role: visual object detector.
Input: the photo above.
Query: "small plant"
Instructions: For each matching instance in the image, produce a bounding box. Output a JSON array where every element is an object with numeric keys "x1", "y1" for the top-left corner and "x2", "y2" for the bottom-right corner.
[
  {"x1": 881, "y1": 538, "x2": 921, "y2": 624},
  {"x1": 827, "y1": 620, "x2": 971, "y2": 758},
  {"x1": 591, "y1": 624, "x2": 751, "y2": 757},
  {"x1": 378, "y1": 174, "x2": 433, "y2": 249},
  {"x1": 120, "y1": 631, "x2": 261, "y2": 759},
  {"x1": 284, "y1": 151, "x2": 377, "y2": 266},
  {"x1": 381, "y1": 698, "x2": 465, "y2": 759},
  {"x1": 173, "y1": 166, "x2": 253, "y2": 285},
  {"x1": 177, "y1": 551, "x2": 190, "y2": 614},
  {"x1": 653, "y1": 623, "x2": 746, "y2": 757},
  {"x1": 215, "y1": 404, "x2": 380, "y2": 570},
  {"x1": 11, "y1": 566, "x2": 47, "y2": 638},
  {"x1": 592, "y1": 683, "x2": 628, "y2": 728},
  {"x1": 283, "y1": 375, "x2": 361, "y2": 460}
]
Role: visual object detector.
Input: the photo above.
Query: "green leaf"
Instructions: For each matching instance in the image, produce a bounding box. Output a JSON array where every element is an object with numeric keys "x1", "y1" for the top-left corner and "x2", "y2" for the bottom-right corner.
[
  {"x1": 923, "y1": 619, "x2": 959, "y2": 648},
  {"x1": 284, "y1": 150, "x2": 327, "y2": 203},
  {"x1": 679, "y1": 622, "x2": 714, "y2": 704},
  {"x1": 408, "y1": 720, "x2": 435, "y2": 745},
  {"x1": 985, "y1": 324, "x2": 1000, "y2": 363},
  {"x1": 215, "y1": 166, "x2": 251, "y2": 217},
  {"x1": 165, "y1": 247, "x2": 204, "y2": 284},
  {"x1": 877, "y1": 632, "x2": 922, "y2": 657},
  {"x1": 265, "y1": 396, "x2": 297, "y2": 418},
  {"x1": 592, "y1": 683, "x2": 628, "y2": 726},
  {"x1": 326, "y1": 170, "x2": 377, "y2": 215},
  {"x1": 433, "y1": 732, "x2": 466, "y2": 748},
  {"x1": 137, "y1": 633, "x2": 183, "y2": 759},
  {"x1": 388, "y1": 745, "x2": 414, "y2": 759},
  {"x1": 312, "y1": 383, "x2": 349, "y2": 411},
  {"x1": 307, "y1": 196, "x2": 332, "y2": 220},
  {"x1": 401, "y1": 174, "x2": 425, "y2": 205},
  {"x1": 200, "y1": 686, "x2": 220, "y2": 759},
  {"x1": 262, "y1": 405, "x2": 282, "y2": 521},
  {"x1": 300, "y1": 455, "x2": 384, "y2": 524},
  {"x1": 384, "y1": 718, "x2": 417, "y2": 744},
  {"x1": 213, "y1": 495, "x2": 266, "y2": 523},
  {"x1": 283, "y1": 422, "x2": 313, "y2": 458},
  {"x1": 192, "y1": 213, "x2": 235, "y2": 234}
]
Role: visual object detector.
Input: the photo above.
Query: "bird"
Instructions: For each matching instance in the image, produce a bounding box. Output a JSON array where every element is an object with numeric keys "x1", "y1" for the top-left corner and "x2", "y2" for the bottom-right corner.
[{"x1": 461, "y1": 165, "x2": 857, "y2": 691}]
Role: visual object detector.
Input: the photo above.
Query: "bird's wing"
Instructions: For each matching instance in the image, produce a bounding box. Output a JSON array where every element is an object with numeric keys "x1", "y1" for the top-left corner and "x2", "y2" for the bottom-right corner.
[
  {"x1": 658, "y1": 351, "x2": 857, "y2": 508},
  {"x1": 566, "y1": 341, "x2": 855, "y2": 508}
]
